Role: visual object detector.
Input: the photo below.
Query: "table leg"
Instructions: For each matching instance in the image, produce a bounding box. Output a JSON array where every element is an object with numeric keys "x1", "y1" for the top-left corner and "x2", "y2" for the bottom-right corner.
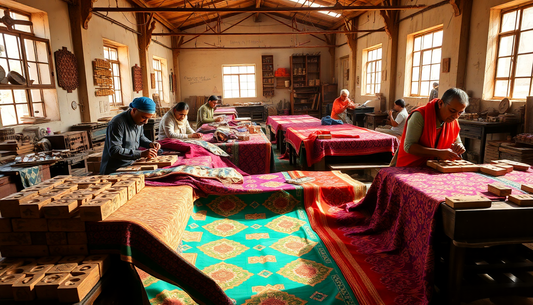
[
  {"x1": 480, "y1": 129, "x2": 487, "y2": 163},
  {"x1": 448, "y1": 242, "x2": 465, "y2": 305},
  {"x1": 288, "y1": 144, "x2": 293, "y2": 165}
]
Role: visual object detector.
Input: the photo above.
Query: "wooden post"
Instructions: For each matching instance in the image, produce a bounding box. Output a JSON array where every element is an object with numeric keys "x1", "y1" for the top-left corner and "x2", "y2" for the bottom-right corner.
[
  {"x1": 456, "y1": 0, "x2": 472, "y2": 90},
  {"x1": 171, "y1": 36, "x2": 183, "y2": 103},
  {"x1": 380, "y1": 2, "x2": 399, "y2": 109},
  {"x1": 345, "y1": 18, "x2": 358, "y2": 95},
  {"x1": 68, "y1": 1, "x2": 92, "y2": 122},
  {"x1": 137, "y1": 13, "x2": 150, "y2": 98}
]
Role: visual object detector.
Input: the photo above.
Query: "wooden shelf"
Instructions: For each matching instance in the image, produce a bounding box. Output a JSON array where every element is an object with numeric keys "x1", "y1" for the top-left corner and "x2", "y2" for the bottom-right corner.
[
  {"x1": 290, "y1": 54, "x2": 321, "y2": 115},
  {"x1": 262, "y1": 55, "x2": 274, "y2": 98}
]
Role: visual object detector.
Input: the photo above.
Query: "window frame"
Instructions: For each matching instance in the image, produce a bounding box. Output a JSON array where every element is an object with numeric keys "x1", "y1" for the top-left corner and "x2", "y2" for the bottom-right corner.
[
  {"x1": 493, "y1": 4, "x2": 533, "y2": 99},
  {"x1": 222, "y1": 64, "x2": 257, "y2": 99},
  {"x1": 103, "y1": 45, "x2": 123, "y2": 106},
  {"x1": 410, "y1": 28, "x2": 443, "y2": 97},
  {"x1": 363, "y1": 46, "x2": 382, "y2": 96},
  {"x1": 152, "y1": 58, "x2": 164, "y2": 103}
]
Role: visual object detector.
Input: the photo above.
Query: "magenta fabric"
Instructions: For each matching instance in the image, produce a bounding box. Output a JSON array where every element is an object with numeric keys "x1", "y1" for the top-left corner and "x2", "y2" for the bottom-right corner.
[
  {"x1": 158, "y1": 138, "x2": 248, "y2": 176},
  {"x1": 266, "y1": 115, "x2": 321, "y2": 136},
  {"x1": 286, "y1": 124, "x2": 399, "y2": 167},
  {"x1": 338, "y1": 167, "x2": 525, "y2": 304}
]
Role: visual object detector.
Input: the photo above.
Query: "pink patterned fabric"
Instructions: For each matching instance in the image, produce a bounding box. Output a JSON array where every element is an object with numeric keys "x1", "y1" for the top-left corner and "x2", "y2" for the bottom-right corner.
[
  {"x1": 335, "y1": 167, "x2": 526, "y2": 304},
  {"x1": 266, "y1": 115, "x2": 321, "y2": 135},
  {"x1": 215, "y1": 107, "x2": 237, "y2": 120},
  {"x1": 286, "y1": 124, "x2": 399, "y2": 167}
]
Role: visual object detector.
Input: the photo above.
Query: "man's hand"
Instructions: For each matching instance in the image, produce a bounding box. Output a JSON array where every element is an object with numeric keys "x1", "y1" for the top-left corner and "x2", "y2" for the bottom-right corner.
[
  {"x1": 215, "y1": 116, "x2": 224, "y2": 122},
  {"x1": 141, "y1": 148, "x2": 158, "y2": 159},
  {"x1": 189, "y1": 133, "x2": 202, "y2": 138},
  {"x1": 451, "y1": 142, "x2": 466, "y2": 155},
  {"x1": 437, "y1": 148, "x2": 461, "y2": 161},
  {"x1": 388, "y1": 110, "x2": 393, "y2": 118},
  {"x1": 149, "y1": 142, "x2": 161, "y2": 151}
]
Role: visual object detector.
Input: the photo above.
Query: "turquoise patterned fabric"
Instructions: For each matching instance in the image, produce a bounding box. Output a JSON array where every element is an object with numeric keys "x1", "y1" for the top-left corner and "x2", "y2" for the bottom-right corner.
[
  {"x1": 19, "y1": 166, "x2": 42, "y2": 188},
  {"x1": 116, "y1": 165, "x2": 244, "y2": 184},
  {"x1": 181, "y1": 139, "x2": 230, "y2": 157}
]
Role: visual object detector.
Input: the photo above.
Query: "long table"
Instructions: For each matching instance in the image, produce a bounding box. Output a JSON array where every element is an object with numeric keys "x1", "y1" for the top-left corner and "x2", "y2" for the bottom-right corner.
[
  {"x1": 285, "y1": 124, "x2": 399, "y2": 167},
  {"x1": 214, "y1": 107, "x2": 237, "y2": 120},
  {"x1": 266, "y1": 115, "x2": 321, "y2": 153}
]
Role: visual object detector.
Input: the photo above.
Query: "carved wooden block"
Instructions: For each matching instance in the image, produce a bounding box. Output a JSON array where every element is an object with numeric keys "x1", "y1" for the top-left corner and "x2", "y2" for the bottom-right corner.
[
  {"x1": 480, "y1": 165, "x2": 507, "y2": 176},
  {"x1": 41, "y1": 178, "x2": 65, "y2": 186},
  {"x1": 30, "y1": 183, "x2": 56, "y2": 195},
  {"x1": 0, "y1": 245, "x2": 49, "y2": 257},
  {"x1": 487, "y1": 183, "x2": 512, "y2": 197},
  {"x1": 53, "y1": 175, "x2": 72, "y2": 179},
  {"x1": 247, "y1": 125, "x2": 261, "y2": 134},
  {"x1": 133, "y1": 155, "x2": 178, "y2": 167},
  {"x1": 0, "y1": 191, "x2": 39, "y2": 218},
  {"x1": 84, "y1": 185, "x2": 110, "y2": 196},
  {"x1": 19, "y1": 196, "x2": 52, "y2": 218},
  {"x1": 47, "y1": 217, "x2": 85, "y2": 232},
  {"x1": 67, "y1": 232, "x2": 88, "y2": 245},
  {"x1": 26, "y1": 264, "x2": 54, "y2": 275},
  {"x1": 98, "y1": 175, "x2": 122, "y2": 183},
  {"x1": 77, "y1": 181, "x2": 101, "y2": 189},
  {"x1": 43, "y1": 188, "x2": 72, "y2": 201},
  {"x1": 117, "y1": 165, "x2": 158, "y2": 172},
  {"x1": 493, "y1": 163, "x2": 514, "y2": 173},
  {"x1": 0, "y1": 261, "x2": 23, "y2": 277},
  {"x1": 508, "y1": 194, "x2": 533, "y2": 206},
  {"x1": 445, "y1": 195, "x2": 492, "y2": 209},
  {"x1": 0, "y1": 272, "x2": 26, "y2": 299},
  {"x1": 46, "y1": 263, "x2": 78, "y2": 274},
  {"x1": 46, "y1": 232, "x2": 68, "y2": 245},
  {"x1": 35, "y1": 273, "x2": 70, "y2": 300},
  {"x1": 94, "y1": 193, "x2": 120, "y2": 211},
  {"x1": 12, "y1": 218, "x2": 48, "y2": 232},
  {"x1": 133, "y1": 174, "x2": 145, "y2": 186},
  {"x1": 72, "y1": 263, "x2": 99, "y2": 274},
  {"x1": 57, "y1": 269, "x2": 100, "y2": 302},
  {"x1": 36, "y1": 256, "x2": 62, "y2": 265},
  {"x1": 105, "y1": 187, "x2": 128, "y2": 205},
  {"x1": 492, "y1": 159, "x2": 531, "y2": 171},
  {"x1": 30, "y1": 232, "x2": 48, "y2": 245},
  {"x1": 131, "y1": 177, "x2": 144, "y2": 193},
  {"x1": 79, "y1": 198, "x2": 114, "y2": 221},
  {"x1": 60, "y1": 193, "x2": 92, "y2": 205},
  {"x1": 113, "y1": 181, "x2": 136, "y2": 200},
  {"x1": 53, "y1": 184, "x2": 79, "y2": 192},
  {"x1": 58, "y1": 255, "x2": 86, "y2": 264},
  {"x1": 0, "y1": 218, "x2": 11, "y2": 232},
  {"x1": 49, "y1": 244, "x2": 88, "y2": 256},
  {"x1": 0, "y1": 232, "x2": 31, "y2": 246},
  {"x1": 12, "y1": 272, "x2": 46, "y2": 301},
  {"x1": 42, "y1": 199, "x2": 79, "y2": 219},
  {"x1": 82, "y1": 254, "x2": 110, "y2": 276},
  {"x1": 522, "y1": 184, "x2": 533, "y2": 194}
]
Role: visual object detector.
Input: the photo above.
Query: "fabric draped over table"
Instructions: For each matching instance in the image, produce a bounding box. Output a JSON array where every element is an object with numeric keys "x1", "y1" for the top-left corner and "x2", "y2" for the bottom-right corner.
[{"x1": 266, "y1": 115, "x2": 322, "y2": 136}]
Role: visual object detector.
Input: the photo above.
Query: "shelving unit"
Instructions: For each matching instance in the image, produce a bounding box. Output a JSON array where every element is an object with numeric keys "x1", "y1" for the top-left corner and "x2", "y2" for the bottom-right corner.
[
  {"x1": 262, "y1": 55, "x2": 274, "y2": 98},
  {"x1": 290, "y1": 54, "x2": 321, "y2": 117}
]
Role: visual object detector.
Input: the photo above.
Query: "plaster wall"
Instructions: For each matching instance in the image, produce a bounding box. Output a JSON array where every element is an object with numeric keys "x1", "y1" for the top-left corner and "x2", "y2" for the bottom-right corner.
[{"x1": 178, "y1": 15, "x2": 334, "y2": 106}]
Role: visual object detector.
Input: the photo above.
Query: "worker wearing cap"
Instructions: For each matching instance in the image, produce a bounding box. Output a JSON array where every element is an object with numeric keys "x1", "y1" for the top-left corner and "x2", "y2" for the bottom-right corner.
[
  {"x1": 100, "y1": 97, "x2": 161, "y2": 174},
  {"x1": 196, "y1": 95, "x2": 223, "y2": 129}
]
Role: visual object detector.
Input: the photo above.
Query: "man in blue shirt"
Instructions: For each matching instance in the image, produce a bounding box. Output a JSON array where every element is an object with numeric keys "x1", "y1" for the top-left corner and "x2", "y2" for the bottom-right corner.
[{"x1": 100, "y1": 97, "x2": 161, "y2": 174}]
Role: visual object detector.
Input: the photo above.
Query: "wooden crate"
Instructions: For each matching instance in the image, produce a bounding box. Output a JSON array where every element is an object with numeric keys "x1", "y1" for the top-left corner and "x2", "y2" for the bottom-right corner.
[
  {"x1": 45, "y1": 131, "x2": 90, "y2": 152},
  {"x1": 498, "y1": 143, "x2": 533, "y2": 164}
]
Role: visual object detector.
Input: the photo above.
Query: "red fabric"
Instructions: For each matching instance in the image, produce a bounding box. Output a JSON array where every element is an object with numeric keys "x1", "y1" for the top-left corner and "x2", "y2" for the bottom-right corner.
[
  {"x1": 266, "y1": 115, "x2": 321, "y2": 134},
  {"x1": 331, "y1": 97, "x2": 357, "y2": 120},
  {"x1": 397, "y1": 99, "x2": 460, "y2": 167}
]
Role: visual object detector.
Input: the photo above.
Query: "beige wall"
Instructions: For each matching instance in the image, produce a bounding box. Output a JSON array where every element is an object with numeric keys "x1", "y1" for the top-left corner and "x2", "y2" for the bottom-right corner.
[{"x1": 178, "y1": 15, "x2": 334, "y2": 106}]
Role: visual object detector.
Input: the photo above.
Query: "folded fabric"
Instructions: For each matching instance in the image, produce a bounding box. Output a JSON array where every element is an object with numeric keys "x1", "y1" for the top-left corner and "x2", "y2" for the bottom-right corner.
[
  {"x1": 145, "y1": 165, "x2": 244, "y2": 184},
  {"x1": 179, "y1": 139, "x2": 229, "y2": 157},
  {"x1": 307, "y1": 130, "x2": 360, "y2": 143},
  {"x1": 321, "y1": 115, "x2": 343, "y2": 125}
]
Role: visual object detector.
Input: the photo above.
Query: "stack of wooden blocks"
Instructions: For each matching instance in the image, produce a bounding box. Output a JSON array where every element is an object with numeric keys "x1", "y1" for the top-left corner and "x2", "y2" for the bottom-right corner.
[
  {"x1": 427, "y1": 159, "x2": 529, "y2": 176},
  {"x1": 0, "y1": 254, "x2": 109, "y2": 302},
  {"x1": 0, "y1": 173, "x2": 145, "y2": 258},
  {"x1": 86, "y1": 152, "x2": 102, "y2": 174}
]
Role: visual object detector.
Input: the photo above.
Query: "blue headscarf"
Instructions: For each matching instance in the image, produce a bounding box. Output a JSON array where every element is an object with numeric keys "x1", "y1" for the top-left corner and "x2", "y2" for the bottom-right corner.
[{"x1": 129, "y1": 97, "x2": 156, "y2": 114}]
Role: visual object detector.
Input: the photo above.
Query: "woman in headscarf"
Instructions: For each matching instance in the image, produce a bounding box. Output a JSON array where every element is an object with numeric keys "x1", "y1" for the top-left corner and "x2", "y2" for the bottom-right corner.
[{"x1": 158, "y1": 102, "x2": 201, "y2": 140}]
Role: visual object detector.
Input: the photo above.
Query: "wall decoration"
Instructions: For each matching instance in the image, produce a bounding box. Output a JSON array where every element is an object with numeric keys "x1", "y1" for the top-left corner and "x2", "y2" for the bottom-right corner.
[
  {"x1": 132, "y1": 64, "x2": 142, "y2": 93},
  {"x1": 54, "y1": 47, "x2": 79, "y2": 93},
  {"x1": 150, "y1": 73, "x2": 156, "y2": 89},
  {"x1": 92, "y1": 58, "x2": 113, "y2": 96},
  {"x1": 442, "y1": 58, "x2": 451, "y2": 73},
  {"x1": 169, "y1": 72, "x2": 174, "y2": 93}
]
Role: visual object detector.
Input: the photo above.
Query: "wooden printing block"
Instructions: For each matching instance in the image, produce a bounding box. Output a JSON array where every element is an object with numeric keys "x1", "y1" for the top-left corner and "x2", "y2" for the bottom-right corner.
[
  {"x1": 79, "y1": 198, "x2": 114, "y2": 221},
  {"x1": 493, "y1": 163, "x2": 514, "y2": 173},
  {"x1": 12, "y1": 272, "x2": 46, "y2": 301},
  {"x1": 0, "y1": 260, "x2": 23, "y2": 277},
  {"x1": 508, "y1": 194, "x2": 533, "y2": 206},
  {"x1": 53, "y1": 183, "x2": 78, "y2": 192},
  {"x1": 36, "y1": 256, "x2": 62, "y2": 265},
  {"x1": 49, "y1": 244, "x2": 88, "y2": 256},
  {"x1": 100, "y1": 189, "x2": 126, "y2": 206},
  {"x1": 45, "y1": 232, "x2": 68, "y2": 245},
  {"x1": 0, "y1": 272, "x2": 26, "y2": 299},
  {"x1": 0, "y1": 191, "x2": 39, "y2": 218},
  {"x1": 131, "y1": 177, "x2": 144, "y2": 193},
  {"x1": 41, "y1": 179, "x2": 65, "y2": 186},
  {"x1": 317, "y1": 133, "x2": 332, "y2": 139},
  {"x1": 67, "y1": 232, "x2": 88, "y2": 245},
  {"x1": 0, "y1": 245, "x2": 49, "y2": 257},
  {"x1": 19, "y1": 196, "x2": 52, "y2": 218},
  {"x1": 47, "y1": 217, "x2": 85, "y2": 232},
  {"x1": 72, "y1": 263, "x2": 99, "y2": 274},
  {"x1": 60, "y1": 192, "x2": 92, "y2": 205},
  {"x1": 133, "y1": 174, "x2": 145, "y2": 186},
  {"x1": 57, "y1": 270, "x2": 100, "y2": 303},
  {"x1": 53, "y1": 175, "x2": 72, "y2": 179},
  {"x1": 521, "y1": 184, "x2": 533, "y2": 193},
  {"x1": 0, "y1": 232, "x2": 31, "y2": 246},
  {"x1": 30, "y1": 183, "x2": 56, "y2": 195},
  {"x1": 479, "y1": 165, "x2": 507, "y2": 176},
  {"x1": 435, "y1": 163, "x2": 463, "y2": 173},
  {"x1": 77, "y1": 181, "x2": 101, "y2": 189},
  {"x1": 445, "y1": 195, "x2": 492, "y2": 209},
  {"x1": 46, "y1": 263, "x2": 78, "y2": 273},
  {"x1": 25, "y1": 264, "x2": 54, "y2": 274},
  {"x1": 492, "y1": 159, "x2": 531, "y2": 171},
  {"x1": 113, "y1": 180, "x2": 136, "y2": 200},
  {"x1": 237, "y1": 134, "x2": 250, "y2": 141},
  {"x1": 12, "y1": 218, "x2": 48, "y2": 232},
  {"x1": 42, "y1": 199, "x2": 78, "y2": 219},
  {"x1": 30, "y1": 232, "x2": 48, "y2": 245},
  {"x1": 0, "y1": 217, "x2": 11, "y2": 232},
  {"x1": 487, "y1": 183, "x2": 512, "y2": 197},
  {"x1": 43, "y1": 188, "x2": 72, "y2": 201},
  {"x1": 84, "y1": 185, "x2": 111, "y2": 196},
  {"x1": 99, "y1": 175, "x2": 122, "y2": 183},
  {"x1": 34, "y1": 273, "x2": 70, "y2": 300},
  {"x1": 82, "y1": 254, "x2": 110, "y2": 276},
  {"x1": 58, "y1": 255, "x2": 86, "y2": 264},
  {"x1": 94, "y1": 193, "x2": 120, "y2": 210}
]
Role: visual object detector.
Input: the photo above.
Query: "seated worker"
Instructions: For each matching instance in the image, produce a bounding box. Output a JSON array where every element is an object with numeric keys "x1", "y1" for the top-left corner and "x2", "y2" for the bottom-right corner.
[
  {"x1": 375, "y1": 99, "x2": 408, "y2": 136},
  {"x1": 158, "y1": 102, "x2": 201, "y2": 140},
  {"x1": 100, "y1": 97, "x2": 161, "y2": 174},
  {"x1": 331, "y1": 89, "x2": 359, "y2": 124},
  {"x1": 391, "y1": 88, "x2": 468, "y2": 167},
  {"x1": 196, "y1": 95, "x2": 223, "y2": 128}
]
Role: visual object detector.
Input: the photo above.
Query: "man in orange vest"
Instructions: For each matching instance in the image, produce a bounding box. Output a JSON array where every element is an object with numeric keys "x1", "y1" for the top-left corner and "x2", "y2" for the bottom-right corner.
[
  {"x1": 331, "y1": 89, "x2": 359, "y2": 124},
  {"x1": 392, "y1": 88, "x2": 468, "y2": 167}
]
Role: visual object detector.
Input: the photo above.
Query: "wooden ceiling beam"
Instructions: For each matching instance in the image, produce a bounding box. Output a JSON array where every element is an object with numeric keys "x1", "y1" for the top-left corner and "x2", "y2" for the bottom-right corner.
[
  {"x1": 254, "y1": 0, "x2": 262, "y2": 22},
  {"x1": 175, "y1": 45, "x2": 337, "y2": 49},
  {"x1": 128, "y1": 0, "x2": 176, "y2": 30},
  {"x1": 267, "y1": 12, "x2": 330, "y2": 30},
  {"x1": 153, "y1": 29, "x2": 384, "y2": 36},
  {"x1": 179, "y1": 12, "x2": 245, "y2": 30},
  {"x1": 94, "y1": 4, "x2": 426, "y2": 13}
]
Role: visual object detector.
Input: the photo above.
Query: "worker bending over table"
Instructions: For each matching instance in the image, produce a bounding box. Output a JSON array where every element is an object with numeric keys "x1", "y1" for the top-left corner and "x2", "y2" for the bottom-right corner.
[
  {"x1": 196, "y1": 95, "x2": 224, "y2": 128},
  {"x1": 100, "y1": 97, "x2": 161, "y2": 174},
  {"x1": 158, "y1": 102, "x2": 201, "y2": 140},
  {"x1": 391, "y1": 88, "x2": 468, "y2": 167},
  {"x1": 331, "y1": 89, "x2": 359, "y2": 124}
]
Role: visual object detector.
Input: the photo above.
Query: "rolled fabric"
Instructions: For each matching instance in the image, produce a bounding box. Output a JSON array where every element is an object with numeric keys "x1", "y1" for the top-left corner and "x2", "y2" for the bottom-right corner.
[{"x1": 129, "y1": 97, "x2": 156, "y2": 114}]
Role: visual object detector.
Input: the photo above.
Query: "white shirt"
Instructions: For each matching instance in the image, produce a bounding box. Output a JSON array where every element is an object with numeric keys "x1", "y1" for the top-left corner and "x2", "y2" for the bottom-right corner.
[
  {"x1": 391, "y1": 108, "x2": 408, "y2": 135},
  {"x1": 158, "y1": 110, "x2": 195, "y2": 140}
]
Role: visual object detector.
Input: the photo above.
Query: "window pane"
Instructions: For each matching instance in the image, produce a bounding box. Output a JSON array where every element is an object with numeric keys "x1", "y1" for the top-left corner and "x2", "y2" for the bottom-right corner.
[
  {"x1": 377, "y1": 48, "x2": 382, "y2": 59},
  {"x1": 413, "y1": 52, "x2": 421, "y2": 66},
  {"x1": 223, "y1": 66, "x2": 231, "y2": 74},
  {"x1": 519, "y1": 30, "x2": 533, "y2": 54},
  {"x1": 28, "y1": 62, "x2": 38, "y2": 84},
  {"x1": 8, "y1": 60, "x2": 23, "y2": 76},
  {"x1": 39, "y1": 63, "x2": 51, "y2": 85},
  {"x1": 414, "y1": 37, "x2": 422, "y2": 51},
  {"x1": 368, "y1": 50, "x2": 374, "y2": 61},
  {"x1": 412, "y1": 67, "x2": 420, "y2": 81},
  {"x1": 366, "y1": 74, "x2": 371, "y2": 84},
  {"x1": 423, "y1": 33, "x2": 433, "y2": 49},
  {"x1": 32, "y1": 103, "x2": 44, "y2": 117},
  {"x1": 16, "y1": 104, "x2": 29, "y2": 122},
  {"x1": 110, "y1": 49, "x2": 117, "y2": 61},
  {"x1": 113, "y1": 63, "x2": 120, "y2": 76},
  {"x1": 522, "y1": 7, "x2": 533, "y2": 30},
  {"x1": 366, "y1": 85, "x2": 371, "y2": 93},
  {"x1": 502, "y1": 11, "x2": 517, "y2": 32},
  {"x1": 0, "y1": 105, "x2": 17, "y2": 125},
  {"x1": 239, "y1": 66, "x2": 248, "y2": 73},
  {"x1": 499, "y1": 36, "x2": 515, "y2": 57},
  {"x1": 512, "y1": 78, "x2": 531, "y2": 98},
  {"x1": 375, "y1": 84, "x2": 380, "y2": 93},
  {"x1": 422, "y1": 50, "x2": 432, "y2": 65},
  {"x1": 421, "y1": 65, "x2": 431, "y2": 81},
  {"x1": 0, "y1": 90, "x2": 13, "y2": 104},
  {"x1": 431, "y1": 64, "x2": 440, "y2": 80},
  {"x1": 241, "y1": 81, "x2": 248, "y2": 90},
  {"x1": 376, "y1": 72, "x2": 381, "y2": 83},
  {"x1": 232, "y1": 90, "x2": 239, "y2": 97},
  {"x1": 432, "y1": 48, "x2": 442, "y2": 64},
  {"x1": 411, "y1": 82, "x2": 419, "y2": 95},
  {"x1": 35, "y1": 41, "x2": 48, "y2": 63},
  {"x1": 515, "y1": 54, "x2": 533, "y2": 77},
  {"x1": 0, "y1": 36, "x2": 5, "y2": 58},
  {"x1": 13, "y1": 90, "x2": 27, "y2": 103},
  {"x1": 230, "y1": 66, "x2": 239, "y2": 73},
  {"x1": 5, "y1": 34, "x2": 20, "y2": 59},
  {"x1": 247, "y1": 66, "x2": 255, "y2": 73},
  {"x1": 377, "y1": 60, "x2": 381, "y2": 71},
  {"x1": 496, "y1": 57, "x2": 512, "y2": 78},
  {"x1": 114, "y1": 77, "x2": 121, "y2": 90},
  {"x1": 495, "y1": 80, "x2": 509, "y2": 96},
  {"x1": 12, "y1": 13, "x2": 30, "y2": 21},
  {"x1": 24, "y1": 40, "x2": 35, "y2": 62},
  {"x1": 104, "y1": 48, "x2": 109, "y2": 59},
  {"x1": 115, "y1": 93, "x2": 122, "y2": 105},
  {"x1": 433, "y1": 31, "x2": 443, "y2": 47},
  {"x1": 368, "y1": 62, "x2": 373, "y2": 73},
  {"x1": 31, "y1": 89, "x2": 42, "y2": 102},
  {"x1": 420, "y1": 81, "x2": 430, "y2": 96},
  {"x1": 15, "y1": 24, "x2": 31, "y2": 33}
]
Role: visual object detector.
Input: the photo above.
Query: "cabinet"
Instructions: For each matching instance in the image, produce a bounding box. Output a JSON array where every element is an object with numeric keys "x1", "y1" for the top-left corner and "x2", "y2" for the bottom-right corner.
[
  {"x1": 290, "y1": 54, "x2": 321, "y2": 117},
  {"x1": 262, "y1": 55, "x2": 274, "y2": 98},
  {"x1": 364, "y1": 113, "x2": 388, "y2": 130}
]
